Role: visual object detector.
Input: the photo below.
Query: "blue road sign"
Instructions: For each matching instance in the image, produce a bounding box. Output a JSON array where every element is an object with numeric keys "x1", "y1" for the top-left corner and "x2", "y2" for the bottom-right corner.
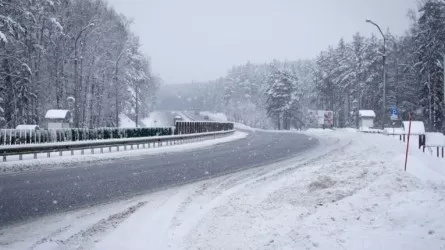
[{"x1": 392, "y1": 107, "x2": 398, "y2": 115}]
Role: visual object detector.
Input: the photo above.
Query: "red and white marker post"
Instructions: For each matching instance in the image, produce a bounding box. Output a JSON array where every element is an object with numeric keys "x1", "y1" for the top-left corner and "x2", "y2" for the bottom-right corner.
[{"x1": 404, "y1": 112, "x2": 413, "y2": 171}]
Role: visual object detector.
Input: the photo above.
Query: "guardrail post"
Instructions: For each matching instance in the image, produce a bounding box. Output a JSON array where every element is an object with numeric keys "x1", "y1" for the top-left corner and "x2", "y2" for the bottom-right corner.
[
  {"x1": 71, "y1": 150, "x2": 74, "y2": 156},
  {"x1": 19, "y1": 154, "x2": 22, "y2": 160},
  {"x1": 81, "y1": 149, "x2": 84, "y2": 155},
  {"x1": 91, "y1": 148, "x2": 94, "y2": 154},
  {"x1": 3, "y1": 155, "x2": 6, "y2": 162},
  {"x1": 437, "y1": 147, "x2": 439, "y2": 158},
  {"x1": 442, "y1": 147, "x2": 444, "y2": 158},
  {"x1": 47, "y1": 152, "x2": 50, "y2": 158},
  {"x1": 100, "y1": 148, "x2": 104, "y2": 154},
  {"x1": 59, "y1": 151, "x2": 62, "y2": 156},
  {"x1": 124, "y1": 145, "x2": 127, "y2": 151},
  {"x1": 34, "y1": 153, "x2": 37, "y2": 159}
]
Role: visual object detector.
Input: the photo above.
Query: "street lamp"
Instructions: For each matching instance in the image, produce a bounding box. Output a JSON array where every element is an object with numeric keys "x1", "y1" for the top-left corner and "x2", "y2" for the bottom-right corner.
[{"x1": 366, "y1": 19, "x2": 387, "y2": 129}]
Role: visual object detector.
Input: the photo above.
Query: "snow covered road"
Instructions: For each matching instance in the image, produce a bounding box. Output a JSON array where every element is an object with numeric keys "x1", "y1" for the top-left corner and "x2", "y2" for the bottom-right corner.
[
  {"x1": 1, "y1": 130, "x2": 444, "y2": 250},
  {"x1": 0, "y1": 130, "x2": 316, "y2": 226}
]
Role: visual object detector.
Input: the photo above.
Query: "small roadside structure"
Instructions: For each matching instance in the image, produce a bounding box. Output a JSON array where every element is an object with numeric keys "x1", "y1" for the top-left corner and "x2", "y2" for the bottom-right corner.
[
  {"x1": 15, "y1": 124, "x2": 40, "y2": 130},
  {"x1": 358, "y1": 110, "x2": 376, "y2": 129},
  {"x1": 402, "y1": 121, "x2": 426, "y2": 148},
  {"x1": 45, "y1": 109, "x2": 72, "y2": 129},
  {"x1": 402, "y1": 121, "x2": 425, "y2": 135}
]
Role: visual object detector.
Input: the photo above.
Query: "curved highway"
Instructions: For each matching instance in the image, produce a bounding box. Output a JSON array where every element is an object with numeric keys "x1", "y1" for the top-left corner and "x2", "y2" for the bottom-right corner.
[{"x1": 0, "y1": 129, "x2": 317, "y2": 226}]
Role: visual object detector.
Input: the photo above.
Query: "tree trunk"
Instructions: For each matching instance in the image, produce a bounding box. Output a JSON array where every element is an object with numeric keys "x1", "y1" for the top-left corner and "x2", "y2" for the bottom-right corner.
[{"x1": 135, "y1": 84, "x2": 139, "y2": 128}]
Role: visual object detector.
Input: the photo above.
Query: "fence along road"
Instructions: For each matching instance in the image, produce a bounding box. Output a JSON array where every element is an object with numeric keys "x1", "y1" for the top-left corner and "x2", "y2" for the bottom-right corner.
[
  {"x1": 0, "y1": 121, "x2": 234, "y2": 162},
  {"x1": 0, "y1": 130, "x2": 317, "y2": 226}
]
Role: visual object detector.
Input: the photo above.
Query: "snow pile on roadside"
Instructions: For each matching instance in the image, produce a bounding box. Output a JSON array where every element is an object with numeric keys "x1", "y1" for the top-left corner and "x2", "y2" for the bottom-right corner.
[
  {"x1": 118, "y1": 113, "x2": 136, "y2": 128},
  {"x1": 141, "y1": 111, "x2": 172, "y2": 127},
  {"x1": 1, "y1": 130, "x2": 444, "y2": 250}
]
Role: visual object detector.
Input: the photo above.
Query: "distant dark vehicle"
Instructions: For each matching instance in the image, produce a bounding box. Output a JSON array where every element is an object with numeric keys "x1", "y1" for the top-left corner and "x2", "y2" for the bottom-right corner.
[
  {"x1": 173, "y1": 115, "x2": 183, "y2": 124},
  {"x1": 203, "y1": 115, "x2": 210, "y2": 120}
]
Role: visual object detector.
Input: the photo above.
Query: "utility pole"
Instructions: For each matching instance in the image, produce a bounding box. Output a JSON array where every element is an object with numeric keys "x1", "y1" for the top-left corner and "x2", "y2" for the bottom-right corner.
[
  {"x1": 366, "y1": 19, "x2": 387, "y2": 129},
  {"x1": 442, "y1": 54, "x2": 445, "y2": 132}
]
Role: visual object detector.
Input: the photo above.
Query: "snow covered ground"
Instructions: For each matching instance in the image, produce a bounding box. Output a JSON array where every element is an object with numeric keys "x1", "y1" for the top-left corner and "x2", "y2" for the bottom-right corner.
[
  {"x1": 118, "y1": 114, "x2": 137, "y2": 128},
  {"x1": 1, "y1": 130, "x2": 444, "y2": 250},
  {"x1": 120, "y1": 112, "x2": 173, "y2": 128},
  {"x1": 141, "y1": 111, "x2": 173, "y2": 127}
]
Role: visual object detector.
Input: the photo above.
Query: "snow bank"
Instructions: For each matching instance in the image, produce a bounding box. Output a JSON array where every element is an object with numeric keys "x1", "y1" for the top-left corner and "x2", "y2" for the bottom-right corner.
[
  {"x1": 119, "y1": 113, "x2": 136, "y2": 128},
  {"x1": 141, "y1": 111, "x2": 172, "y2": 127},
  {"x1": 359, "y1": 127, "x2": 384, "y2": 133},
  {"x1": 385, "y1": 127, "x2": 405, "y2": 135},
  {"x1": 425, "y1": 132, "x2": 445, "y2": 147},
  {"x1": 0, "y1": 31, "x2": 7, "y2": 43}
]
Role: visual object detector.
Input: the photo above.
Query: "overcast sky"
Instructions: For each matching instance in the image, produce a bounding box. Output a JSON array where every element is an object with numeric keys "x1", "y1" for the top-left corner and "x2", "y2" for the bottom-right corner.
[{"x1": 106, "y1": 0, "x2": 419, "y2": 84}]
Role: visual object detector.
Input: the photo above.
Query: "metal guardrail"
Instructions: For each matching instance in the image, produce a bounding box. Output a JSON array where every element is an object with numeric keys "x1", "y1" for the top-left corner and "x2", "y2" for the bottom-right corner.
[
  {"x1": 0, "y1": 127, "x2": 174, "y2": 146},
  {"x1": 1, "y1": 130, "x2": 235, "y2": 162},
  {"x1": 175, "y1": 121, "x2": 234, "y2": 135}
]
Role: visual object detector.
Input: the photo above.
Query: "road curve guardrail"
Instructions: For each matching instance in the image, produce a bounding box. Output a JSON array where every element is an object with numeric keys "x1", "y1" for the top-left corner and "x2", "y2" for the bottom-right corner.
[{"x1": 1, "y1": 130, "x2": 235, "y2": 162}]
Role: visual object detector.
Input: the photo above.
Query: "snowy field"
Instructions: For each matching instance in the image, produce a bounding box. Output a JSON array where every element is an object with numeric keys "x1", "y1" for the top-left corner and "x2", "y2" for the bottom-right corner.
[{"x1": 1, "y1": 130, "x2": 444, "y2": 250}]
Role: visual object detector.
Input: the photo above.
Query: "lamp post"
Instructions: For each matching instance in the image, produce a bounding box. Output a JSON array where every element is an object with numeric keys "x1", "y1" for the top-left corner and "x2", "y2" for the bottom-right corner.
[{"x1": 366, "y1": 19, "x2": 387, "y2": 129}]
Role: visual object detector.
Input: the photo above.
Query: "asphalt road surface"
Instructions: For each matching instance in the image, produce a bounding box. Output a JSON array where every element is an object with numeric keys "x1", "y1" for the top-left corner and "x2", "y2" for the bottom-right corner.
[{"x1": 0, "y1": 130, "x2": 317, "y2": 226}]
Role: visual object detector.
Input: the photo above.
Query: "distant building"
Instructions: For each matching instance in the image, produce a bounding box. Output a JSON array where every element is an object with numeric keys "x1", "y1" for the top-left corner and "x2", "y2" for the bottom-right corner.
[
  {"x1": 45, "y1": 109, "x2": 72, "y2": 129},
  {"x1": 358, "y1": 110, "x2": 376, "y2": 129},
  {"x1": 402, "y1": 121, "x2": 425, "y2": 135}
]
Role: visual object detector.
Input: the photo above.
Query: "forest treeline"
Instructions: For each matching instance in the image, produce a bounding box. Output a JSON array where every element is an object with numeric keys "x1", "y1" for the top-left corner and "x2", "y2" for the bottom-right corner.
[
  {"x1": 161, "y1": 0, "x2": 444, "y2": 131},
  {"x1": 0, "y1": 0, "x2": 160, "y2": 128}
]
